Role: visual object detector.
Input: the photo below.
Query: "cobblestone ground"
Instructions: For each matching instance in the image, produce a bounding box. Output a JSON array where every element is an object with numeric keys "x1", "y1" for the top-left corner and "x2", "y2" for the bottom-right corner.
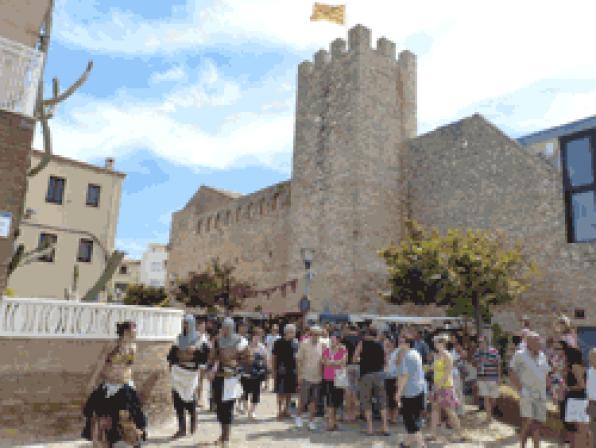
[{"x1": 12, "y1": 388, "x2": 557, "y2": 448}]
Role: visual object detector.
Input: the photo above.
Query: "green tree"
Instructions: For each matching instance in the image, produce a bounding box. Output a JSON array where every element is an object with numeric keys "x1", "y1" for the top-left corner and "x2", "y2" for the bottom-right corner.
[
  {"x1": 175, "y1": 258, "x2": 252, "y2": 310},
  {"x1": 378, "y1": 220, "x2": 540, "y2": 336}
]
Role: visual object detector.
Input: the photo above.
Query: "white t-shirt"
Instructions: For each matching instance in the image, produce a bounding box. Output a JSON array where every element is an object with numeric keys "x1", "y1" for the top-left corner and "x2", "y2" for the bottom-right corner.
[
  {"x1": 385, "y1": 348, "x2": 401, "y2": 379},
  {"x1": 265, "y1": 334, "x2": 280, "y2": 353},
  {"x1": 238, "y1": 336, "x2": 249, "y2": 351},
  {"x1": 509, "y1": 348, "x2": 550, "y2": 400},
  {"x1": 587, "y1": 367, "x2": 596, "y2": 401}
]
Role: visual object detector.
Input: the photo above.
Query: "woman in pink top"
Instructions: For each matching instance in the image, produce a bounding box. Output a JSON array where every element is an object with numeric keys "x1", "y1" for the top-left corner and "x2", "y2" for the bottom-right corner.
[{"x1": 322, "y1": 332, "x2": 347, "y2": 431}]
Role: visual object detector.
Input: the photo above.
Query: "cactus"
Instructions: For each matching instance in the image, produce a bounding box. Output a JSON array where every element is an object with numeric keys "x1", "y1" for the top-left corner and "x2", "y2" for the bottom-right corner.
[
  {"x1": 83, "y1": 251, "x2": 125, "y2": 301},
  {"x1": 8, "y1": 240, "x2": 56, "y2": 276},
  {"x1": 28, "y1": 62, "x2": 93, "y2": 177},
  {"x1": 73, "y1": 264, "x2": 79, "y2": 291},
  {"x1": 8, "y1": 245, "x2": 25, "y2": 276}
]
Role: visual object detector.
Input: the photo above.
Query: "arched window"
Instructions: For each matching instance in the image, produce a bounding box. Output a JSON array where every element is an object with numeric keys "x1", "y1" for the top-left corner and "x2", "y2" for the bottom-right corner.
[
  {"x1": 206, "y1": 217, "x2": 211, "y2": 232},
  {"x1": 197, "y1": 220, "x2": 202, "y2": 234},
  {"x1": 215, "y1": 213, "x2": 221, "y2": 229},
  {"x1": 225, "y1": 210, "x2": 231, "y2": 225},
  {"x1": 259, "y1": 198, "x2": 265, "y2": 215},
  {"x1": 236, "y1": 206, "x2": 242, "y2": 223},
  {"x1": 246, "y1": 203, "x2": 252, "y2": 219}
]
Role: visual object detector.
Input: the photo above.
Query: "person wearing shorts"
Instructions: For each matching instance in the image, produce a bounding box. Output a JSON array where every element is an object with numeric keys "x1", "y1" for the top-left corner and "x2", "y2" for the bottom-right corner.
[
  {"x1": 429, "y1": 334, "x2": 466, "y2": 442},
  {"x1": 395, "y1": 332, "x2": 427, "y2": 448},
  {"x1": 474, "y1": 334, "x2": 501, "y2": 423},
  {"x1": 354, "y1": 327, "x2": 389, "y2": 436},
  {"x1": 296, "y1": 326, "x2": 324, "y2": 431},
  {"x1": 509, "y1": 332, "x2": 550, "y2": 448}
]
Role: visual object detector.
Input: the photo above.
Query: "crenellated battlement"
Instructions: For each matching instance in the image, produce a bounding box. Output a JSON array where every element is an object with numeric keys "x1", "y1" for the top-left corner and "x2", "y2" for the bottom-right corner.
[
  {"x1": 298, "y1": 24, "x2": 406, "y2": 77},
  {"x1": 348, "y1": 24, "x2": 371, "y2": 53},
  {"x1": 192, "y1": 181, "x2": 291, "y2": 237}
]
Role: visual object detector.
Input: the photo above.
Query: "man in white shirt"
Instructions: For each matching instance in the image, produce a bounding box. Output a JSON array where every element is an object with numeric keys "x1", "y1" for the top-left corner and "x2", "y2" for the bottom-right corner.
[
  {"x1": 296, "y1": 326, "x2": 324, "y2": 431},
  {"x1": 509, "y1": 332, "x2": 550, "y2": 448}
]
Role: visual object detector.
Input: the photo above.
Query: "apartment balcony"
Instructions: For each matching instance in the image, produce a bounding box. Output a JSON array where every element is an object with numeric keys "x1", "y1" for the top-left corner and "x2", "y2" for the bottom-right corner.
[{"x1": 0, "y1": 34, "x2": 44, "y2": 118}]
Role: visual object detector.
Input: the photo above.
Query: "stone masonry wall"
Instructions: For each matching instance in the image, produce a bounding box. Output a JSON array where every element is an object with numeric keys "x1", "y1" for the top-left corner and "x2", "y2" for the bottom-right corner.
[
  {"x1": 0, "y1": 110, "x2": 35, "y2": 292},
  {"x1": 168, "y1": 181, "x2": 298, "y2": 311},
  {"x1": 407, "y1": 114, "x2": 596, "y2": 333},
  {"x1": 169, "y1": 25, "x2": 418, "y2": 314},
  {"x1": 0, "y1": 338, "x2": 173, "y2": 444},
  {"x1": 288, "y1": 25, "x2": 415, "y2": 313}
]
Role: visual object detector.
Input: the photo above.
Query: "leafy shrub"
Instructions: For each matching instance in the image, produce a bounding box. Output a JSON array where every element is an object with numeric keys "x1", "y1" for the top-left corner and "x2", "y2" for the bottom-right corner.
[
  {"x1": 124, "y1": 284, "x2": 168, "y2": 307},
  {"x1": 3, "y1": 288, "x2": 15, "y2": 297}
]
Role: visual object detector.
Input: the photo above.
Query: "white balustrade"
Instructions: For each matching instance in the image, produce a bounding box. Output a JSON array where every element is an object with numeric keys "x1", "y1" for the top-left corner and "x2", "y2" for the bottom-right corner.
[
  {"x1": 0, "y1": 34, "x2": 45, "y2": 117},
  {"x1": 0, "y1": 298, "x2": 183, "y2": 340}
]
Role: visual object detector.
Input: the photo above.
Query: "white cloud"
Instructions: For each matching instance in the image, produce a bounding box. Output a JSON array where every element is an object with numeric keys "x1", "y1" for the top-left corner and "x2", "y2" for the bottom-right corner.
[
  {"x1": 53, "y1": 0, "x2": 596, "y2": 137},
  {"x1": 34, "y1": 60, "x2": 294, "y2": 173},
  {"x1": 149, "y1": 66, "x2": 187, "y2": 84}
]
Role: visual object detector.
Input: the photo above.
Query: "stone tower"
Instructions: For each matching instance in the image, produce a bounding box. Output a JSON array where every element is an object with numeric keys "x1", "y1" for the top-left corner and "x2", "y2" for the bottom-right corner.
[{"x1": 289, "y1": 24, "x2": 417, "y2": 312}]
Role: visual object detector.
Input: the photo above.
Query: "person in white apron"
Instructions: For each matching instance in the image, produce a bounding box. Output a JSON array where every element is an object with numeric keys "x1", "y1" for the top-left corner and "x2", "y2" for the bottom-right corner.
[
  {"x1": 207, "y1": 318, "x2": 250, "y2": 447},
  {"x1": 167, "y1": 314, "x2": 202, "y2": 439}
]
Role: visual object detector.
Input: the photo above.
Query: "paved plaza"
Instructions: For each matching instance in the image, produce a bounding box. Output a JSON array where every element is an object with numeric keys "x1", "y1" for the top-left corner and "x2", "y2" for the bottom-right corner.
[{"x1": 8, "y1": 387, "x2": 558, "y2": 448}]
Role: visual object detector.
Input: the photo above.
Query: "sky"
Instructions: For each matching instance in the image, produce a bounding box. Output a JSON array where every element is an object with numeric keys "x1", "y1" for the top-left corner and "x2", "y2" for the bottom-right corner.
[{"x1": 36, "y1": 0, "x2": 596, "y2": 259}]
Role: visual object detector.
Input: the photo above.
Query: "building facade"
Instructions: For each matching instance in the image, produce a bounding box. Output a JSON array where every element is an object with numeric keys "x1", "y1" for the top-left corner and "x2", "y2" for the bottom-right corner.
[
  {"x1": 0, "y1": 1, "x2": 51, "y2": 293},
  {"x1": 8, "y1": 151, "x2": 125, "y2": 299},
  {"x1": 140, "y1": 243, "x2": 168, "y2": 288},
  {"x1": 111, "y1": 258, "x2": 141, "y2": 299},
  {"x1": 168, "y1": 24, "x2": 596, "y2": 330}
]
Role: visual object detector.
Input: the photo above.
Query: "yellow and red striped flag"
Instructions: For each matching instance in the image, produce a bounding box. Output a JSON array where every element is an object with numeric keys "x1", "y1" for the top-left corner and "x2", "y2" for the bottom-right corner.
[{"x1": 310, "y1": 3, "x2": 345, "y2": 25}]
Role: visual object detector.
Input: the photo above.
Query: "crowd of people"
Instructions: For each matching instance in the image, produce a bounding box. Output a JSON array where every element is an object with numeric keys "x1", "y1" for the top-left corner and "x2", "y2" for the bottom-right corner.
[{"x1": 80, "y1": 313, "x2": 596, "y2": 448}]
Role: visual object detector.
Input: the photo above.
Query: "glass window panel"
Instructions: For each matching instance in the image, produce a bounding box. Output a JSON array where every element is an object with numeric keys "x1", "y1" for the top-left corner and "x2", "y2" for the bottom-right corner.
[
  {"x1": 571, "y1": 190, "x2": 596, "y2": 242},
  {"x1": 78, "y1": 239, "x2": 93, "y2": 262},
  {"x1": 86, "y1": 185, "x2": 100, "y2": 206},
  {"x1": 565, "y1": 137, "x2": 593, "y2": 187},
  {"x1": 38, "y1": 233, "x2": 57, "y2": 262},
  {"x1": 46, "y1": 176, "x2": 65, "y2": 204}
]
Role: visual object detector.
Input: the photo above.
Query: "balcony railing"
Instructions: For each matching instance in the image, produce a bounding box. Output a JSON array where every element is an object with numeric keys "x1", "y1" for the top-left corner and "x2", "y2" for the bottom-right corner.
[
  {"x1": 0, "y1": 34, "x2": 45, "y2": 117},
  {"x1": 0, "y1": 298, "x2": 183, "y2": 340}
]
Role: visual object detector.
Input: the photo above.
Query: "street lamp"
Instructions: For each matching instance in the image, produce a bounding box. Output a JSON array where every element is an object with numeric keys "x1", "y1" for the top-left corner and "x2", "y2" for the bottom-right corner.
[
  {"x1": 300, "y1": 248, "x2": 315, "y2": 327},
  {"x1": 301, "y1": 248, "x2": 314, "y2": 271}
]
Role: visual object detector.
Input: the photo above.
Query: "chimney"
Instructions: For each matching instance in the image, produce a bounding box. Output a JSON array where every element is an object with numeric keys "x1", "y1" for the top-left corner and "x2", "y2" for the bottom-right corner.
[{"x1": 105, "y1": 157, "x2": 114, "y2": 170}]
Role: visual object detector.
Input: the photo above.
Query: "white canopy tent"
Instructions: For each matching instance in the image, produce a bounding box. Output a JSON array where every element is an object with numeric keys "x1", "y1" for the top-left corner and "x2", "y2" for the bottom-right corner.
[{"x1": 349, "y1": 315, "x2": 466, "y2": 331}]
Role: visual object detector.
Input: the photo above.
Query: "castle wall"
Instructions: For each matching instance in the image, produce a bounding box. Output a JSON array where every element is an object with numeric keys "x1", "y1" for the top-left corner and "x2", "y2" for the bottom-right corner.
[
  {"x1": 407, "y1": 114, "x2": 596, "y2": 333},
  {"x1": 168, "y1": 181, "x2": 297, "y2": 309},
  {"x1": 289, "y1": 25, "x2": 414, "y2": 313}
]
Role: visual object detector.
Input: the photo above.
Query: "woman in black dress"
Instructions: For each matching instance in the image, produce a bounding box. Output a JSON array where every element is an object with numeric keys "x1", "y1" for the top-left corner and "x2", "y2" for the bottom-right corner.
[{"x1": 272, "y1": 323, "x2": 298, "y2": 419}]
